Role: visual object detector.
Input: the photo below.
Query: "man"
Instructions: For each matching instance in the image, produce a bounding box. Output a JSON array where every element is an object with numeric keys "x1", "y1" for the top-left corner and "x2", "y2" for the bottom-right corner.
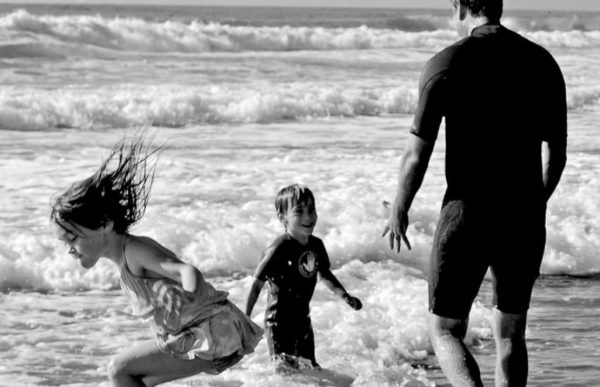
[{"x1": 382, "y1": 0, "x2": 567, "y2": 386}]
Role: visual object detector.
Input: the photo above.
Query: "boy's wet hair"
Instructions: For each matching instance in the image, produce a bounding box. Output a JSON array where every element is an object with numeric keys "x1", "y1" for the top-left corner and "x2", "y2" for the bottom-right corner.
[
  {"x1": 50, "y1": 131, "x2": 162, "y2": 234},
  {"x1": 275, "y1": 184, "x2": 315, "y2": 219}
]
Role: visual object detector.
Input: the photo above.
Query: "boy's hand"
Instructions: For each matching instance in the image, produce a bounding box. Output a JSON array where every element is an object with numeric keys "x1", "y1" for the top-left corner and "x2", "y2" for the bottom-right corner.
[{"x1": 343, "y1": 293, "x2": 363, "y2": 310}]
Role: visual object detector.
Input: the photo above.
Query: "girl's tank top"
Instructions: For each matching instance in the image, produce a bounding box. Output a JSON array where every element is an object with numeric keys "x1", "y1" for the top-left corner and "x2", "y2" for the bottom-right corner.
[{"x1": 119, "y1": 241, "x2": 228, "y2": 336}]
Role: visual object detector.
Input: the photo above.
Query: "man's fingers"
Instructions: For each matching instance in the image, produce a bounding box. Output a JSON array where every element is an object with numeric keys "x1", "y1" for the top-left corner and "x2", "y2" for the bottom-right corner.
[
  {"x1": 381, "y1": 225, "x2": 390, "y2": 237},
  {"x1": 384, "y1": 219, "x2": 410, "y2": 253},
  {"x1": 400, "y1": 232, "x2": 412, "y2": 251}
]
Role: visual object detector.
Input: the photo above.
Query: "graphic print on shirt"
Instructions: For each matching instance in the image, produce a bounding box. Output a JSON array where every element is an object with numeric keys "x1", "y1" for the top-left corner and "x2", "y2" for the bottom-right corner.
[
  {"x1": 152, "y1": 281, "x2": 183, "y2": 328},
  {"x1": 298, "y1": 250, "x2": 317, "y2": 278}
]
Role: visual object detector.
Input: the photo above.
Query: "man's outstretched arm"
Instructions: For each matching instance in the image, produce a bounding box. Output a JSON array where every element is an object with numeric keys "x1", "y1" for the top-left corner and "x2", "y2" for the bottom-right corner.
[{"x1": 383, "y1": 133, "x2": 435, "y2": 252}]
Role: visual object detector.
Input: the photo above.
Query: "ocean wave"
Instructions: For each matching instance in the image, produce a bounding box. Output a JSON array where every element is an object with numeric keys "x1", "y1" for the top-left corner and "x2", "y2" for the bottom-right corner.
[
  {"x1": 1, "y1": 9, "x2": 599, "y2": 59},
  {"x1": 0, "y1": 125, "x2": 597, "y2": 292},
  {"x1": 568, "y1": 85, "x2": 600, "y2": 111},
  {"x1": 504, "y1": 13, "x2": 600, "y2": 33},
  {"x1": 0, "y1": 84, "x2": 418, "y2": 130},
  {"x1": 0, "y1": 179, "x2": 597, "y2": 292},
  {"x1": 0, "y1": 9, "x2": 454, "y2": 55},
  {"x1": 524, "y1": 30, "x2": 600, "y2": 49},
  {"x1": 1, "y1": 82, "x2": 597, "y2": 131}
]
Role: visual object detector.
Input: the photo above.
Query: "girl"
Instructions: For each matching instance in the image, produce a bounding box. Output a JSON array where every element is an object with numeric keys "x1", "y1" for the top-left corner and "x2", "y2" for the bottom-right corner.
[{"x1": 51, "y1": 133, "x2": 263, "y2": 387}]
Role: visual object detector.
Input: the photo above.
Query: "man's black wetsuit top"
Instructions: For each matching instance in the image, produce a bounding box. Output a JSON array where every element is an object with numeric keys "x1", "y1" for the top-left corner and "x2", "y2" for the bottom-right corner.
[{"x1": 410, "y1": 24, "x2": 567, "y2": 212}]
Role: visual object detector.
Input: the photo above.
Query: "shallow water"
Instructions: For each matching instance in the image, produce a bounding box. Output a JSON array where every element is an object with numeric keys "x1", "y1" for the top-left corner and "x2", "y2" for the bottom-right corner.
[
  {"x1": 427, "y1": 277, "x2": 600, "y2": 387},
  {"x1": 1, "y1": 276, "x2": 599, "y2": 386}
]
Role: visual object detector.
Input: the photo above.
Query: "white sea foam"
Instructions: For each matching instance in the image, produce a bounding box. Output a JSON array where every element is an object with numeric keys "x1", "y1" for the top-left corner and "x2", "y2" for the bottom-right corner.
[
  {"x1": 525, "y1": 30, "x2": 600, "y2": 49},
  {"x1": 1, "y1": 9, "x2": 598, "y2": 131},
  {"x1": 0, "y1": 260, "x2": 496, "y2": 386},
  {"x1": 1, "y1": 81, "x2": 598, "y2": 131},
  {"x1": 0, "y1": 83, "x2": 419, "y2": 130},
  {"x1": 0, "y1": 10, "x2": 453, "y2": 54},
  {"x1": 1, "y1": 9, "x2": 599, "y2": 59},
  {"x1": 0, "y1": 122, "x2": 598, "y2": 292}
]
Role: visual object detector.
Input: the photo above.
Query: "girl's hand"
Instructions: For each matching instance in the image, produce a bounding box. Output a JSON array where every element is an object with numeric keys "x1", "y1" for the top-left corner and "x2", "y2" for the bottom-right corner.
[{"x1": 343, "y1": 293, "x2": 363, "y2": 310}]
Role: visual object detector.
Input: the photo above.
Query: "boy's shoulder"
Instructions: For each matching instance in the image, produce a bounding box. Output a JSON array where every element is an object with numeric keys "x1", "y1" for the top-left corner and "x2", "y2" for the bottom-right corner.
[
  {"x1": 262, "y1": 234, "x2": 325, "y2": 258},
  {"x1": 261, "y1": 234, "x2": 292, "y2": 261},
  {"x1": 308, "y1": 235, "x2": 324, "y2": 245},
  {"x1": 268, "y1": 234, "x2": 324, "y2": 249},
  {"x1": 267, "y1": 233, "x2": 292, "y2": 250}
]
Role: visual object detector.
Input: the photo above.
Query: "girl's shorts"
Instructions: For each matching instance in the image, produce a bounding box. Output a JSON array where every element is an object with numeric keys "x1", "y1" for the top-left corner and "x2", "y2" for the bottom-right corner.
[
  {"x1": 209, "y1": 351, "x2": 245, "y2": 374},
  {"x1": 158, "y1": 301, "x2": 264, "y2": 363}
]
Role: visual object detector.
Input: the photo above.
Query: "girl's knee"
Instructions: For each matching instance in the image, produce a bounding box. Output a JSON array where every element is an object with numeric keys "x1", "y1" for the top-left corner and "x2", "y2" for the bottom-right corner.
[
  {"x1": 107, "y1": 357, "x2": 133, "y2": 383},
  {"x1": 106, "y1": 358, "x2": 119, "y2": 381}
]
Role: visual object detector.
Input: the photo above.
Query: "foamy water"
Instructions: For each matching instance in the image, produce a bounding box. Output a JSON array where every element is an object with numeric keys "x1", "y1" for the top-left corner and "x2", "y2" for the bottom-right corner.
[
  {"x1": 0, "y1": 5, "x2": 599, "y2": 387},
  {"x1": 1, "y1": 8, "x2": 600, "y2": 131}
]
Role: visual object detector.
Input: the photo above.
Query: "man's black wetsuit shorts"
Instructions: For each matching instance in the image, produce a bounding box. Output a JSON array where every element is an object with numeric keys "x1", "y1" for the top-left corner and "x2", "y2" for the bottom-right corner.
[{"x1": 428, "y1": 200, "x2": 546, "y2": 319}]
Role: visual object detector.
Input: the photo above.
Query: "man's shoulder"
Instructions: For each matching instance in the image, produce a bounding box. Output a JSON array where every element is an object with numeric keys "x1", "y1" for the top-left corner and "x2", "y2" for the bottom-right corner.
[
  {"x1": 421, "y1": 39, "x2": 466, "y2": 85},
  {"x1": 433, "y1": 38, "x2": 466, "y2": 62},
  {"x1": 500, "y1": 26, "x2": 562, "y2": 81},
  {"x1": 502, "y1": 26, "x2": 553, "y2": 55}
]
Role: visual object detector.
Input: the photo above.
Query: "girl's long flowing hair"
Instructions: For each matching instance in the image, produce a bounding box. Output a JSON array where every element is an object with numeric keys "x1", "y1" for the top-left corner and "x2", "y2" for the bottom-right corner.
[{"x1": 51, "y1": 131, "x2": 162, "y2": 233}]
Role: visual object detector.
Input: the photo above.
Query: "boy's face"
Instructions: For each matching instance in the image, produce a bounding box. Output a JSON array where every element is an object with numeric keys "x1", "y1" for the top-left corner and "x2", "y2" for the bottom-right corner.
[
  {"x1": 54, "y1": 220, "x2": 107, "y2": 269},
  {"x1": 281, "y1": 198, "x2": 317, "y2": 241}
]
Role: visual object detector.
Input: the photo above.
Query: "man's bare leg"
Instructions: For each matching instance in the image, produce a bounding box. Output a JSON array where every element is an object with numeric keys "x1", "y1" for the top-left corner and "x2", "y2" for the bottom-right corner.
[
  {"x1": 429, "y1": 314, "x2": 484, "y2": 387},
  {"x1": 492, "y1": 309, "x2": 528, "y2": 387}
]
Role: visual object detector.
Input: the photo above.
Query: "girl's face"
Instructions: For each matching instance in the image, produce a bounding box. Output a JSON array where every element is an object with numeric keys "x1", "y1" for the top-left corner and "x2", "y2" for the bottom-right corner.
[
  {"x1": 281, "y1": 198, "x2": 318, "y2": 243},
  {"x1": 54, "y1": 220, "x2": 108, "y2": 269}
]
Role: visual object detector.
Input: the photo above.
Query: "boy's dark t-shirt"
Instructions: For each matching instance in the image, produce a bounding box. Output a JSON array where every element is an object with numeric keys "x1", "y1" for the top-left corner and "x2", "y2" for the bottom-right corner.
[{"x1": 254, "y1": 234, "x2": 331, "y2": 324}]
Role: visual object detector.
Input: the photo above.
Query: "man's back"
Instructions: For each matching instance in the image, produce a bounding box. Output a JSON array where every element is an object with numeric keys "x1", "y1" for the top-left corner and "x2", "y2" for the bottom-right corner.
[{"x1": 413, "y1": 24, "x2": 567, "y2": 210}]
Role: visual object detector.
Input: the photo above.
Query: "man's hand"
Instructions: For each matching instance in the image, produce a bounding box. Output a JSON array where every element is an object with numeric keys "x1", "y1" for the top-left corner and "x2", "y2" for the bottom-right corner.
[
  {"x1": 342, "y1": 293, "x2": 363, "y2": 310},
  {"x1": 381, "y1": 201, "x2": 412, "y2": 253}
]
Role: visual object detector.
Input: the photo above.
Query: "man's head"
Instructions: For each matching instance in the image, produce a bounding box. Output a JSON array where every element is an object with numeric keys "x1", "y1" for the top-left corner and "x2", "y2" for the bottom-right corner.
[{"x1": 451, "y1": 0, "x2": 503, "y2": 36}]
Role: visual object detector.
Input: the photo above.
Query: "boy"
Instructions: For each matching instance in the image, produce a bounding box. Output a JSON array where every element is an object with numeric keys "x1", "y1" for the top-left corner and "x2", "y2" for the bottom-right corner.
[{"x1": 245, "y1": 184, "x2": 362, "y2": 371}]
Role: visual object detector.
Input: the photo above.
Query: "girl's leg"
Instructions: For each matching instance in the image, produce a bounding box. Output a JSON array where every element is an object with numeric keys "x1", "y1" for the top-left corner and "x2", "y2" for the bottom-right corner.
[{"x1": 108, "y1": 339, "x2": 217, "y2": 387}]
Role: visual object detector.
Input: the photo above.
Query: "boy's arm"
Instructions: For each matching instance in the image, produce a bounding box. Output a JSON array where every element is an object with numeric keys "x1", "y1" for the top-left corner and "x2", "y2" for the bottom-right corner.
[
  {"x1": 245, "y1": 277, "x2": 265, "y2": 317},
  {"x1": 319, "y1": 269, "x2": 362, "y2": 310},
  {"x1": 245, "y1": 245, "x2": 277, "y2": 316}
]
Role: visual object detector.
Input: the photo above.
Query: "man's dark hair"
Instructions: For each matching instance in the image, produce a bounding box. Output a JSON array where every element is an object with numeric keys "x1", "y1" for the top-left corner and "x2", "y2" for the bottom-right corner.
[{"x1": 457, "y1": 0, "x2": 503, "y2": 21}]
